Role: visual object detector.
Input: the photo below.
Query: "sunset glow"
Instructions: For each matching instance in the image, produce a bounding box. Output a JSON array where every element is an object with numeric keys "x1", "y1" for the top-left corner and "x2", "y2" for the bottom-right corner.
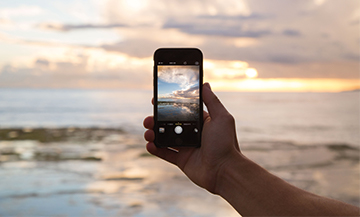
[
  {"x1": 245, "y1": 68, "x2": 258, "y2": 78},
  {"x1": 207, "y1": 78, "x2": 360, "y2": 92},
  {"x1": 0, "y1": 0, "x2": 358, "y2": 92}
]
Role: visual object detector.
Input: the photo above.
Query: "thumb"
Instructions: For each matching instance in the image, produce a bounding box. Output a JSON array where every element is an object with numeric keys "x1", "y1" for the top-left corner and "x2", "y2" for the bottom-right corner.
[{"x1": 202, "y1": 82, "x2": 228, "y2": 119}]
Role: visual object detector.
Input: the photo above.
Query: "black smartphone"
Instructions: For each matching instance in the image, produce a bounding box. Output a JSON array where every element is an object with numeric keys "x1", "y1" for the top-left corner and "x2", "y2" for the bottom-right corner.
[{"x1": 153, "y1": 48, "x2": 203, "y2": 147}]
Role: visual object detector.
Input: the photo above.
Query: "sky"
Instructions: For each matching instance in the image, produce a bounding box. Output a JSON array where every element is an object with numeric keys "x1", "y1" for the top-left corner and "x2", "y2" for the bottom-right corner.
[
  {"x1": 158, "y1": 65, "x2": 199, "y2": 99},
  {"x1": 0, "y1": 0, "x2": 359, "y2": 91}
]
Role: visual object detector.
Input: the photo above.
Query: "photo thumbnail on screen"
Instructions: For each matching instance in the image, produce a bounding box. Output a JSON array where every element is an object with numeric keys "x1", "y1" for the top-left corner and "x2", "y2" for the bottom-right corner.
[{"x1": 157, "y1": 65, "x2": 200, "y2": 122}]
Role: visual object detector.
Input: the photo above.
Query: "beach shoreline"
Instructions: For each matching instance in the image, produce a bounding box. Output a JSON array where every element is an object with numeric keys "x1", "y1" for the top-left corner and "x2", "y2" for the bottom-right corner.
[{"x1": 0, "y1": 127, "x2": 358, "y2": 216}]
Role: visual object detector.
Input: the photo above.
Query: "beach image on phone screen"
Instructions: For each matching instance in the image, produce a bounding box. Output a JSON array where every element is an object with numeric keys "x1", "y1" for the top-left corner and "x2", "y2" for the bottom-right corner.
[{"x1": 157, "y1": 65, "x2": 200, "y2": 121}]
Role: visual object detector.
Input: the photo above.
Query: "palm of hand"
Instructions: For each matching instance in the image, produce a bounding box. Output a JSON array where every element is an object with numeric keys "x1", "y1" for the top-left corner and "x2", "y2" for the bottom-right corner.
[
  {"x1": 181, "y1": 112, "x2": 239, "y2": 193},
  {"x1": 145, "y1": 111, "x2": 239, "y2": 194}
]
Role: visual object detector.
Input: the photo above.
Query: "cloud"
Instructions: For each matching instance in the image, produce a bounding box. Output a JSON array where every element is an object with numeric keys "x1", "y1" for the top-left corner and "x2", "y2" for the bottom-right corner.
[
  {"x1": 33, "y1": 0, "x2": 359, "y2": 66},
  {"x1": 35, "y1": 59, "x2": 49, "y2": 66},
  {"x1": 0, "y1": 18, "x2": 11, "y2": 25},
  {"x1": 349, "y1": 18, "x2": 359, "y2": 25},
  {"x1": 163, "y1": 18, "x2": 271, "y2": 38},
  {"x1": 37, "y1": 23, "x2": 127, "y2": 32},
  {"x1": 101, "y1": 38, "x2": 162, "y2": 58},
  {"x1": 314, "y1": 0, "x2": 327, "y2": 6},
  {"x1": 282, "y1": 29, "x2": 302, "y2": 37},
  {"x1": 342, "y1": 52, "x2": 360, "y2": 61},
  {"x1": 0, "y1": 5, "x2": 43, "y2": 19},
  {"x1": 103, "y1": 0, "x2": 251, "y2": 26},
  {"x1": 162, "y1": 13, "x2": 272, "y2": 38},
  {"x1": 0, "y1": 47, "x2": 153, "y2": 89},
  {"x1": 197, "y1": 13, "x2": 268, "y2": 20},
  {"x1": 96, "y1": 0, "x2": 358, "y2": 67},
  {"x1": 1, "y1": 0, "x2": 359, "y2": 89},
  {"x1": 246, "y1": 60, "x2": 359, "y2": 79},
  {"x1": 158, "y1": 66, "x2": 199, "y2": 90},
  {"x1": 0, "y1": 61, "x2": 151, "y2": 89},
  {"x1": 172, "y1": 85, "x2": 199, "y2": 99}
]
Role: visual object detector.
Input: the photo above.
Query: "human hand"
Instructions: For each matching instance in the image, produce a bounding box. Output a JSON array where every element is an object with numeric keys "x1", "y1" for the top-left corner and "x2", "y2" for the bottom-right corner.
[
  {"x1": 143, "y1": 82, "x2": 241, "y2": 194},
  {"x1": 145, "y1": 83, "x2": 360, "y2": 216}
]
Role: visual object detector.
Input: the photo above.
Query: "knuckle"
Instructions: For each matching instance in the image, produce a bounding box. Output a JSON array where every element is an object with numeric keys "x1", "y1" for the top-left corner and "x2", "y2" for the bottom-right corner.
[
  {"x1": 223, "y1": 113, "x2": 235, "y2": 124},
  {"x1": 143, "y1": 131, "x2": 148, "y2": 140}
]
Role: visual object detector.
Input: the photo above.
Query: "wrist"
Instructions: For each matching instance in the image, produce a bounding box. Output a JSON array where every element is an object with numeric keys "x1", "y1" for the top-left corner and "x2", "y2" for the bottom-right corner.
[
  {"x1": 214, "y1": 152, "x2": 276, "y2": 215},
  {"x1": 213, "y1": 151, "x2": 248, "y2": 195},
  {"x1": 213, "y1": 152, "x2": 305, "y2": 216}
]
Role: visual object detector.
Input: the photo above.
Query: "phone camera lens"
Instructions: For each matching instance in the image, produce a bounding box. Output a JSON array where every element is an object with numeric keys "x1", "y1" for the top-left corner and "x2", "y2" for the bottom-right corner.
[{"x1": 195, "y1": 61, "x2": 199, "y2": 65}]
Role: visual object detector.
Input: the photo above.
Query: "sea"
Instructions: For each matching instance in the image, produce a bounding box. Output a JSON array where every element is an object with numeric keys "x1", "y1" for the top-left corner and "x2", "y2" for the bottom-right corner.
[
  {"x1": 0, "y1": 89, "x2": 359, "y2": 216},
  {"x1": 1, "y1": 89, "x2": 358, "y2": 146}
]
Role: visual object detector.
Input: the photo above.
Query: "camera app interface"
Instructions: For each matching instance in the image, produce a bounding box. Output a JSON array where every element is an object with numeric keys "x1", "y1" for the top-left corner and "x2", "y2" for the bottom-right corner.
[{"x1": 157, "y1": 64, "x2": 200, "y2": 145}]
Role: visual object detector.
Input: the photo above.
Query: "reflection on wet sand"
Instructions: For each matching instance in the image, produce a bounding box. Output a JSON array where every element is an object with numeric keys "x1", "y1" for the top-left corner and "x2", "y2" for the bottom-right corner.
[
  {"x1": 0, "y1": 128, "x2": 359, "y2": 216},
  {"x1": 0, "y1": 128, "x2": 239, "y2": 216}
]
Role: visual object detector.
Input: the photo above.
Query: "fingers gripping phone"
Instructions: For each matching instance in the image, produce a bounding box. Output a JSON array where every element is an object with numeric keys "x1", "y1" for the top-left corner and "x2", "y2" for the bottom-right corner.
[{"x1": 153, "y1": 48, "x2": 203, "y2": 147}]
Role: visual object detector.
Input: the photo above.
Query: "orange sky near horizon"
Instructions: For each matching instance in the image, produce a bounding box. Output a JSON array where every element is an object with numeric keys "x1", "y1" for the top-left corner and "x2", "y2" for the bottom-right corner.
[
  {"x1": 203, "y1": 59, "x2": 360, "y2": 92},
  {"x1": 207, "y1": 78, "x2": 360, "y2": 92}
]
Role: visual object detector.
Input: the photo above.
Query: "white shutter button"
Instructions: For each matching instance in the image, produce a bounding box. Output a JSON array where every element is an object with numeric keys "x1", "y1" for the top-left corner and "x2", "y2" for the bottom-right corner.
[{"x1": 174, "y1": 126, "x2": 183, "y2": 134}]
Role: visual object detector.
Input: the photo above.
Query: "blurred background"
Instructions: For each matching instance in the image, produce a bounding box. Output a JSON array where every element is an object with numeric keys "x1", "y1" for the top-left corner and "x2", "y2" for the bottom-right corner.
[{"x1": 0, "y1": 0, "x2": 359, "y2": 216}]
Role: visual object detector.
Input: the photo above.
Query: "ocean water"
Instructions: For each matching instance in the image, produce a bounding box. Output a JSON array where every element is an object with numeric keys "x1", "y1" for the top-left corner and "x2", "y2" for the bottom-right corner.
[
  {"x1": 0, "y1": 89, "x2": 359, "y2": 216},
  {"x1": 0, "y1": 89, "x2": 359, "y2": 147},
  {"x1": 217, "y1": 91, "x2": 360, "y2": 147},
  {"x1": 0, "y1": 89, "x2": 152, "y2": 133}
]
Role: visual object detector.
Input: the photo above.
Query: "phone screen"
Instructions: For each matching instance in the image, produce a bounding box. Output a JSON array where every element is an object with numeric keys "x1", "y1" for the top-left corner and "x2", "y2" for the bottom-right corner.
[{"x1": 154, "y1": 49, "x2": 202, "y2": 147}]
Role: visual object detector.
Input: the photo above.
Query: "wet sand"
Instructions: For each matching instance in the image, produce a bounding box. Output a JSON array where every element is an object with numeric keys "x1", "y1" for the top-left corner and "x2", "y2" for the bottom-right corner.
[{"x1": 0, "y1": 128, "x2": 359, "y2": 216}]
